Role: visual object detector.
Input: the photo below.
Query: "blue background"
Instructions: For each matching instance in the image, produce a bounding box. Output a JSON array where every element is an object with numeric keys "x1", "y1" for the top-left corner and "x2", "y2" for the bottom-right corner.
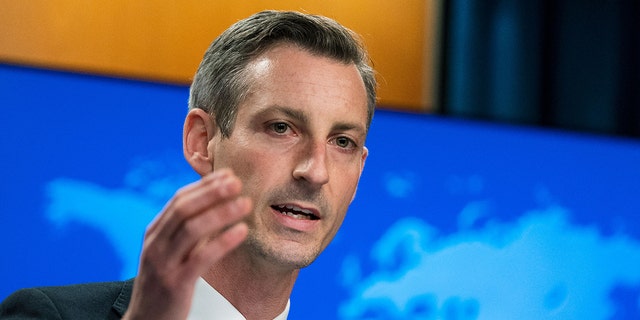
[{"x1": 2, "y1": 64, "x2": 640, "y2": 319}]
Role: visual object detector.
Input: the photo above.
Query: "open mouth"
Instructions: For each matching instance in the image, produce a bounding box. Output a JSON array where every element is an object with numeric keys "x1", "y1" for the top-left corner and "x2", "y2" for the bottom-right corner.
[{"x1": 271, "y1": 204, "x2": 320, "y2": 220}]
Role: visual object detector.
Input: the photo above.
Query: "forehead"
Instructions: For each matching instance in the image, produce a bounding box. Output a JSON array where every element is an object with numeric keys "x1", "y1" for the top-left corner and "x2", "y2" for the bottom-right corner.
[{"x1": 241, "y1": 44, "x2": 369, "y2": 128}]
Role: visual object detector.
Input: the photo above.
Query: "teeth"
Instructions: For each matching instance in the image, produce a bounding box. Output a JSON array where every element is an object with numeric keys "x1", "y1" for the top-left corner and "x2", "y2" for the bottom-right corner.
[
  {"x1": 282, "y1": 204, "x2": 313, "y2": 215},
  {"x1": 283, "y1": 211, "x2": 310, "y2": 220},
  {"x1": 276, "y1": 204, "x2": 316, "y2": 218}
]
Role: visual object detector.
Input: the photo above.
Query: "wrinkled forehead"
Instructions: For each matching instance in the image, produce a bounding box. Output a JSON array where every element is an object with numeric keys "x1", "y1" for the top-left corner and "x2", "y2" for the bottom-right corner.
[{"x1": 238, "y1": 44, "x2": 369, "y2": 133}]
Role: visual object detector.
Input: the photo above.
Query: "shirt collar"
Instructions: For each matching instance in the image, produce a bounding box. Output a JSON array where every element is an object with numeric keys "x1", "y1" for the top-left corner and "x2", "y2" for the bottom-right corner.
[{"x1": 188, "y1": 277, "x2": 290, "y2": 320}]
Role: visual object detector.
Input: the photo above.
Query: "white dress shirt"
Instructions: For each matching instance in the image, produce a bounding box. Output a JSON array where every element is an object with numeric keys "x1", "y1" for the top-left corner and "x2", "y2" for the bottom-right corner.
[{"x1": 187, "y1": 277, "x2": 290, "y2": 320}]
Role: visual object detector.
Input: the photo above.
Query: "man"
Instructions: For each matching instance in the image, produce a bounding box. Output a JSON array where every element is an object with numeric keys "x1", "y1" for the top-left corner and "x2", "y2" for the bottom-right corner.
[{"x1": 0, "y1": 10, "x2": 376, "y2": 320}]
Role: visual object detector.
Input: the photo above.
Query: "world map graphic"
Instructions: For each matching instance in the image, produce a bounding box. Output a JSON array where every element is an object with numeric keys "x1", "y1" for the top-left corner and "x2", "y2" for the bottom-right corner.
[
  {"x1": 44, "y1": 159, "x2": 640, "y2": 319},
  {"x1": 3, "y1": 65, "x2": 639, "y2": 319}
]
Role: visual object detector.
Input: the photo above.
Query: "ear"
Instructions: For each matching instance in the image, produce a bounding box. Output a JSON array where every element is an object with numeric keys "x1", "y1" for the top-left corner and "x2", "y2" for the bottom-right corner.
[
  {"x1": 183, "y1": 108, "x2": 217, "y2": 176},
  {"x1": 350, "y1": 146, "x2": 369, "y2": 203},
  {"x1": 360, "y1": 146, "x2": 369, "y2": 173}
]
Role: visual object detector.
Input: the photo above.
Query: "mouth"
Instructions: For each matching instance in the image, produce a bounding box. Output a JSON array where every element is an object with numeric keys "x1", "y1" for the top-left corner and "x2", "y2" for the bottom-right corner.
[{"x1": 271, "y1": 204, "x2": 320, "y2": 220}]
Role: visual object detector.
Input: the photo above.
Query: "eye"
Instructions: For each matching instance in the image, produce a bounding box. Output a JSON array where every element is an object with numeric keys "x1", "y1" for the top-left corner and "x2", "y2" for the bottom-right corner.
[
  {"x1": 271, "y1": 122, "x2": 290, "y2": 134},
  {"x1": 334, "y1": 136, "x2": 356, "y2": 149}
]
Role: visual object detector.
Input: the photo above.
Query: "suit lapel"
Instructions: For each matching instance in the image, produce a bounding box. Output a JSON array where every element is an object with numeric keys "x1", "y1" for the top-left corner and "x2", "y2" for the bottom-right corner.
[{"x1": 111, "y1": 279, "x2": 134, "y2": 317}]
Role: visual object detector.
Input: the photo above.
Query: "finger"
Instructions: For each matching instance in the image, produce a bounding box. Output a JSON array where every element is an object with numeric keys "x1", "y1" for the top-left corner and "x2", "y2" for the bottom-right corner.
[
  {"x1": 166, "y1": 195, "x2": 252, "y2": 264},
  {"x1": 151, "y1": 169, "x2": 238, "y2": 233},
  {"x1": 182, "y1": 221, "x2": 250, "y2": 278},
  {"x1": 148, "y1": 169, "x2": 241, "y2": 242},
  {"x1": 144, "y1": 178, "x2": 201, "y2": 234}
]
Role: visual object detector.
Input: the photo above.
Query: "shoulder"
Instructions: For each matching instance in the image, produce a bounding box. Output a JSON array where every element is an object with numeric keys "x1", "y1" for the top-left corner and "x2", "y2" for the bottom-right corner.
[{"x1": 0, "y1": 279, "x2": 134, "y2": 320}]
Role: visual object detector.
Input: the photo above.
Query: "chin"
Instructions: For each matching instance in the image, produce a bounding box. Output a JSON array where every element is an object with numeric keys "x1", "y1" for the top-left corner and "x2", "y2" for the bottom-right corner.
[{"x1": 245, "y1": 234, "x2": 323, "y2": 269}]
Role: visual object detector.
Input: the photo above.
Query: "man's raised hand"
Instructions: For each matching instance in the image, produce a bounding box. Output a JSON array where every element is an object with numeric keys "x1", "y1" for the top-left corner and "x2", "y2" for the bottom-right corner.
[{"x1": 124, "y1": 169, "x2": 251, "y2": 320}]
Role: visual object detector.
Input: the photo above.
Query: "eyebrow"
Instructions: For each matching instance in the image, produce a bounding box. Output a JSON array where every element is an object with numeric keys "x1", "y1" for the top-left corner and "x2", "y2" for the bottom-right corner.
[
  {"x1": 269, "y1": 105, "x2": 367, "y2": 137},
  {"x1": 272, "y1": 105, "x2": 309, "y2": 125},
  {"x1": 332, "y1": 122, "x2": 367, "y2": 138}
]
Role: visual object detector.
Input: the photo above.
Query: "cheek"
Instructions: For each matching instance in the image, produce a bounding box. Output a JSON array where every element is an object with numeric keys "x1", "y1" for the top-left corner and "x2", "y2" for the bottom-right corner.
[
  {"x1": 219, "y1": 149, "x2": 257, "y2": 179},
  {"x1": 333, "y1": 163, "x2": 363, "y2": 199},
  {"x1": 329, "y1": 170, "x2": 361, "y2": 221},
  {"x1": 214, "y1": 135, "x2": 263, "y2": 173},
  {"x1": 218, "y1": 145, "x2": 282, "y2": 193}
]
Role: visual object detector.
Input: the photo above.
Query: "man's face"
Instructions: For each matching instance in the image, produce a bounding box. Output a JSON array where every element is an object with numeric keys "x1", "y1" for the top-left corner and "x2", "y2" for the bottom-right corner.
[{"x1": 208, "y1": 44, "x2": 369, "y2": 269}]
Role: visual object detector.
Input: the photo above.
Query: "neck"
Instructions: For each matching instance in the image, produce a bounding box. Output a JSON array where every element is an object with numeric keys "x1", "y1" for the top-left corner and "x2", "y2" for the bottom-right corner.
[{"x1": 202, "y1": 245, "x2": 299, "y2": 320}]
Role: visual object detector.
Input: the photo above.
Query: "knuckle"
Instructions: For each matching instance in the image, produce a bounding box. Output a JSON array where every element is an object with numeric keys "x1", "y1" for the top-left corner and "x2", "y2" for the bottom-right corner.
[
  {"x1": 171, "y1": 197, "x2": 193, "y2": 220},
  {"x1": 182, "y1": 218, "x2": 203, "y2": 236},
  {"x1": 173, "y1": 185, "x2": 191, "y2": 200}
]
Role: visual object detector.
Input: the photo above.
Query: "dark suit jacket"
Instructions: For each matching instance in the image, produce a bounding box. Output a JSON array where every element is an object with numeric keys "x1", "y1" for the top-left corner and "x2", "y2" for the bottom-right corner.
[{"x1": 0, "y1": 279, "x2": 133, "y2": 319}]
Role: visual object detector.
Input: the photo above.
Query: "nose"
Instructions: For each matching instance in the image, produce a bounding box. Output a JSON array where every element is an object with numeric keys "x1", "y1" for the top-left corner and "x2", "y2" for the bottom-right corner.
[{"x1": 292, "y1": 140, "x2": 330, "y2": 186}]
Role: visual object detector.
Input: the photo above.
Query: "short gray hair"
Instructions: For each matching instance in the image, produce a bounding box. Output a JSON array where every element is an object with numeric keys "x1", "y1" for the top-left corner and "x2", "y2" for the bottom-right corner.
[{"x1": 188, "y1": 10, "x2": 377, "y2": 137}]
